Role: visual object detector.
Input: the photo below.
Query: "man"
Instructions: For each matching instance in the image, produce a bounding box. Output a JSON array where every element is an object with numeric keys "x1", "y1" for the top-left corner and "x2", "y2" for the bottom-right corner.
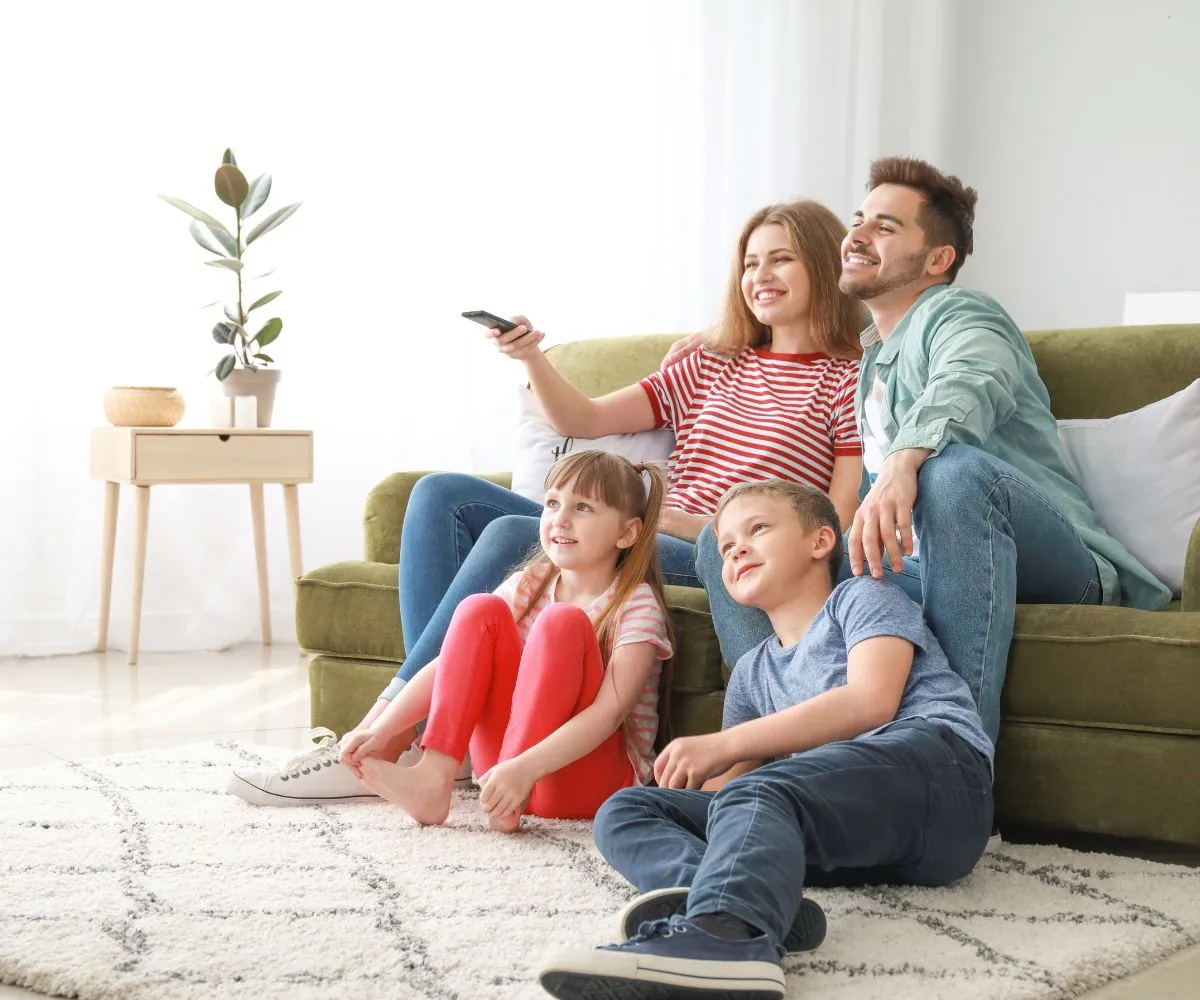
[{"x1": 695, "y1": 156, "x2": 1169, "y2": 744}]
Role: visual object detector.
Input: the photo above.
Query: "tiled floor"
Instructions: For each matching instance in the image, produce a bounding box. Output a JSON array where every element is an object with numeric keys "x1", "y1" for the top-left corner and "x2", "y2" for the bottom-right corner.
[{"x1": 1, "y1": 644, "x2": 1197, "y2": 999}]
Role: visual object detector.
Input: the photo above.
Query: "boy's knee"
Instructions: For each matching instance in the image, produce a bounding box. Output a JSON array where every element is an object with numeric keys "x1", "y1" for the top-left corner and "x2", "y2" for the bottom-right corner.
[{"x1": 594, "y1": 787, "x2": 652, "y2": 855}]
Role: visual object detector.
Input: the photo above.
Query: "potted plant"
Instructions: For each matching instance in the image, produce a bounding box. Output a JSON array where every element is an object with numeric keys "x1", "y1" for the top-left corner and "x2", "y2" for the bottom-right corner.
[{"x1": 161, "y1": 149, "x2": 300, "y2": 426}]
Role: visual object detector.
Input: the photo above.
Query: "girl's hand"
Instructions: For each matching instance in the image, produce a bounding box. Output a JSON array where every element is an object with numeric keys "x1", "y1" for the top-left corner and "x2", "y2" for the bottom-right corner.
[
  {"x1": 654, "y1": 732, "x2": 736, "y2": 789},
  {"x1": 478, "y1": 758, "x2": 536, "y2": 818},
  {"x1": 487, "y1": 314, "x2": 545, "y2": 361},
  {"x1": 339, "y1": 728, "x2": 388, "y2": 777}
]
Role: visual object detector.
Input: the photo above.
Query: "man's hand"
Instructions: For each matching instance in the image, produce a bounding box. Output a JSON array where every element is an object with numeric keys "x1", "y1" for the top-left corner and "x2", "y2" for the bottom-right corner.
[
  {"x1": 660, "y1": 334, "x2": 702, "y2": 369},
  {"x1": 658, "y1": 507, "x2": 708, "y2": 543},
  {"x1": 478, "y1": 757, "x2": 536, "y2": 818},
  {"x1": 848, "y1": 448, "x2": 930, "y2": 578},
  {"x1": 654, "y1": 732, "x2": 737, "y2": 789}
]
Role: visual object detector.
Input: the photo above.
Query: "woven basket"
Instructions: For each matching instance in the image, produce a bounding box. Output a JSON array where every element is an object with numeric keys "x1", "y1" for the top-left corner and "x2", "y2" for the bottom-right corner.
[{"x1": 103, "y1": 386, "x2": 185, "y2": 427}]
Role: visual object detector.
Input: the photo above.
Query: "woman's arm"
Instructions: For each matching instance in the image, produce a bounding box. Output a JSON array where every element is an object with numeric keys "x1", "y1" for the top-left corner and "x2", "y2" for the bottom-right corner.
[
  {"x1": 513, "y1": 642, "x2": 658, "y2": 780},
  {"x1": 487, "y1": 316, "x2": 658, "y2": 437},
  {"x1": 658, "y1": 508, "x2": 709, "y2": 542},
  {"x1": 828, "y1": 454, "x2": 863, "y2": 531}
]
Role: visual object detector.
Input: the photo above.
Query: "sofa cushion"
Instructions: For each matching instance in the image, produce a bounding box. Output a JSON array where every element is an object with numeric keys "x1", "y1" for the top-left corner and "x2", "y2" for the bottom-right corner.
[
  {"x1": 1056, "y1": 378, "x2": 1200, "y2": 595},
  {"x1": 663, "y1": 585, "x2": 723, "y2": 694},
  {"x1": 296, "y1": 561, "x2": 404, "y2": 663},
  {"x1": 1005, "y1": 604, "x2": 1200, "y2": 734}
]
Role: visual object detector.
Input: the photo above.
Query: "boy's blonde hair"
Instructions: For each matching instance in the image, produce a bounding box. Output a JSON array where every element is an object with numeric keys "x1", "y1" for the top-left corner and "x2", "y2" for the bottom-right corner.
[{"x1": 713, "y1": 479, "x2": 844, "y2": 586}]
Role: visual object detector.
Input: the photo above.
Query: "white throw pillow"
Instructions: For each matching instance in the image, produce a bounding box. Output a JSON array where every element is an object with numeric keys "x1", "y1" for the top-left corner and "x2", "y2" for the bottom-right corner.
[
  {"x1": 510, "y1": 387, "x2": 675, "y2": 501},
  {"x1": 1056, "y1": 378, "x2": 1200, "y2": 595}
]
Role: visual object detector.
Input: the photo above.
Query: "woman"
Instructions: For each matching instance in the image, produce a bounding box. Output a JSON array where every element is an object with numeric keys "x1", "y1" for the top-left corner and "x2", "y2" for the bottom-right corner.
[{"x1": 389, "y1": 199, "x2": 865, "y2": 703}]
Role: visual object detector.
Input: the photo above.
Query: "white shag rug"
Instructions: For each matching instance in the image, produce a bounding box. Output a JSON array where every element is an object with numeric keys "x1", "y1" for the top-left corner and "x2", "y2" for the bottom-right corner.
[{"x1": 1, "y1": 742, "x2": 1198, "y2": 1000}]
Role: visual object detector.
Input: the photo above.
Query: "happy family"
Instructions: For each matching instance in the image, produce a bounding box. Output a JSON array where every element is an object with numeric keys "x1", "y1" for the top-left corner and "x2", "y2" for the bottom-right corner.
[{"x1": 228, "y1": 157, "x2": 1169, "y2": 1000}]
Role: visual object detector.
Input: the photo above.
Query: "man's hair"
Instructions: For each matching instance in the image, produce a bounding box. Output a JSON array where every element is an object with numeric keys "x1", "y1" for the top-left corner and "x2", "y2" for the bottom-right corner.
[
  {"x1": 713, "y1": 479, "x2": 843, "y2": 586},
  {"x1": 867, "y1": 157, "x2": 978, "y2": 283}
]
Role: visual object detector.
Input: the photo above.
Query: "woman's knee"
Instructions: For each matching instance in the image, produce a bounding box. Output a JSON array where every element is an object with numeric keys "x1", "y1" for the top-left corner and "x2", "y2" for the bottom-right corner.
[
  {"x1": 476, "y1": 514, "x2": 542, "y2": 555},
  {"x1": 407, "y1": 471, "x2": 482, "y2": 514},
  {"x1": 693, "y1": 522, "x2": 722, "y2": 583}
]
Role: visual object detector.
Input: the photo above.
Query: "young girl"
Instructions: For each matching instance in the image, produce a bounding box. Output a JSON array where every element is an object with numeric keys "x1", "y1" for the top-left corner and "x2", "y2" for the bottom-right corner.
[{"x1": 338, "y1": 450, "x2": 673, "y2": 830}]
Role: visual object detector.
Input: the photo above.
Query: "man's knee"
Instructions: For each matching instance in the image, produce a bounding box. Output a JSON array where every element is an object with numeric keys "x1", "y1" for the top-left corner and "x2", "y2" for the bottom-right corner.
[{"x1": 915, "y1": 445, "x2": 999, "y2": 521}]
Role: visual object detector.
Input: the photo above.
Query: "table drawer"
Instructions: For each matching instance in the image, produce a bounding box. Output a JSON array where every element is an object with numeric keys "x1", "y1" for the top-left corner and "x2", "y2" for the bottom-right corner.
[{"x1": 133, "y1": 433, "x2": 312, "y2": 482}]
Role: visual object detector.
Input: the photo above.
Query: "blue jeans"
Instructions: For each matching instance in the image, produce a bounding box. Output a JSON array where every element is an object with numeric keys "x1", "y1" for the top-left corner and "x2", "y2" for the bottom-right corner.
[
  {"x1": 694, "y1": 445, "x2": 1102, "y2": 744},
  {"x1": 389, "y1": 473, "x2": 702, "y2": 691},
  {"x1": 594, "y1": 720, "x2": 994, "y2": 949}
]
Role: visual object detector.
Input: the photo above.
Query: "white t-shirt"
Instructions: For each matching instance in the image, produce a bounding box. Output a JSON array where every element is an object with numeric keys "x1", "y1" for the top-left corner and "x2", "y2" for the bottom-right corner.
[{"x1": 860, "y1": 373, "x2": 920, "y2": 558}]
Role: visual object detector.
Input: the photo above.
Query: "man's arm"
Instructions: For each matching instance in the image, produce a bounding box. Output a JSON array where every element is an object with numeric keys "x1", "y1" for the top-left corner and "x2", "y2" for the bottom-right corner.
[{"x1": 889, "y1": 323, "x2": 1022, "y2": 455}]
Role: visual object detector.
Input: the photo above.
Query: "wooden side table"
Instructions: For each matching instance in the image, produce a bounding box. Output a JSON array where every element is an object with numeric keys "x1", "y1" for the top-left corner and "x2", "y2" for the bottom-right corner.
[{"x1": 89, "y1": 427, "x2": 314, "y2": 664}]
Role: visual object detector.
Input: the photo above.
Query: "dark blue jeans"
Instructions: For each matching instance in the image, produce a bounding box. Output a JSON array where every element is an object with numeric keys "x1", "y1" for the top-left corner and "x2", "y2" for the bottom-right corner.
[
  {"x1": 594, "y1": 720, "x2": 994, "y2": 950},
  {"x1": 694, "y1": 445, "x2": 1102, "y2": 743},
  {"x1": 387, "y1": 472, "x2": 702, "y2": 694}
]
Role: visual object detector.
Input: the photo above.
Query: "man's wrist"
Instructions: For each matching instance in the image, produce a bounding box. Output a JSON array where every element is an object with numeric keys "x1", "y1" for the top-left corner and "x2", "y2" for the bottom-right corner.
[{"x1": 887, "y1": 447, "x2": 933, "y2": 472}]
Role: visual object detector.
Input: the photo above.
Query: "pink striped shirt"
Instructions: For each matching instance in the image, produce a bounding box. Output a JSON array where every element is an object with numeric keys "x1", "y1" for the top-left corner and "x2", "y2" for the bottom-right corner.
[
  {"x1": 494, "y1": 565, "x2": 673, "y2": 785},
  {"x1": 640, "y1": 347, "x2": 861, "y2": 515}
]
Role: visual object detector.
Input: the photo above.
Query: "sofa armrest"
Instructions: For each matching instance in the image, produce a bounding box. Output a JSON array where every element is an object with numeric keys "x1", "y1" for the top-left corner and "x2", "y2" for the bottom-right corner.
[
  {"x1": 1183, "y1": 517, "x2": 1200, "y2": 612},
  {"x1": 363, "y1": 471, "x2": 514, "y2": 564}
]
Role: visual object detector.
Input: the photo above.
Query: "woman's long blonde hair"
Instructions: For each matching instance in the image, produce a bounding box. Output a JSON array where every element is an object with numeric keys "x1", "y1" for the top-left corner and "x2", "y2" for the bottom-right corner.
[
  {"x1": 705, "y1": 200, "x2": 866, "y2": 358},
  {"x1": 512, "y1": 450, "x2": 675, "y2": 738}
]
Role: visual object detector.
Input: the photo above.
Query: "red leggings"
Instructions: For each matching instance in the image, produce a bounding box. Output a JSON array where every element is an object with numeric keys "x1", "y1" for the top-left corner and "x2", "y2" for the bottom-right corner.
[{"x1": 421, "y1": 593, "x2": 635, "y2": 819}]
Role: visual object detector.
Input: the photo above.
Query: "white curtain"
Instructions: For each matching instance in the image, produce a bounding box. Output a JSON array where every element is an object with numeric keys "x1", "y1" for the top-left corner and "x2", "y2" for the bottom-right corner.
[{"x1": 0, "y1": 0, "x2": 954, "y2": 656}]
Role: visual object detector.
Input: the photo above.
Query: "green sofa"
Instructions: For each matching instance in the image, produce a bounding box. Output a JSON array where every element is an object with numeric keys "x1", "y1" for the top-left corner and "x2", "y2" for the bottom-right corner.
[{"x1": 298, "y1": 323, "x2": 1200, "y2": 848}]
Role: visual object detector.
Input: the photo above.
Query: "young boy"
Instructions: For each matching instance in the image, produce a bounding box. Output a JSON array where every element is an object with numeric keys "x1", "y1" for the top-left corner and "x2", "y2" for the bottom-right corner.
[{"x1": 537, "y1": 480, "x2": 995, "y2": 1000}]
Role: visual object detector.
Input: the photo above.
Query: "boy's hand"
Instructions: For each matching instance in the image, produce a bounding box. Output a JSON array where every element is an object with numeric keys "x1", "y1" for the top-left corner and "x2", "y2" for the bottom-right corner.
[
  {"x1": 654, "y1": 732, "x2": 736, "y2": 789},
  {"x1": 479, "y1": 758, "x2": 536, "y2": 818}
]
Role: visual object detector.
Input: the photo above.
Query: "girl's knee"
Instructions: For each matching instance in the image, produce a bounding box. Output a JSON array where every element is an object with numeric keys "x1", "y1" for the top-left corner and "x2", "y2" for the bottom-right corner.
[
  {"x1": 451, "y1": 592, "x2": 510, "y2": 625},
  {"x1": 527, "y1": 601, "x2": 592, "y2": 639}
]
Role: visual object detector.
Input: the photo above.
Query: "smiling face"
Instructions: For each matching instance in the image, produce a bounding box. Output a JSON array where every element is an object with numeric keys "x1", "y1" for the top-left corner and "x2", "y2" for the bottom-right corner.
[
  {"x1": 740, "y1": 223, "x2": 813, "y2": 332},
  {"x1": 539, "y1": 478, "x2": 639, "y2": 573},
  {"x1": 716, "y1": 493, "x2": 837, "y2": 612},
  {"x1": 839, "y1": 183, "x2": 947, "y2": 302}
]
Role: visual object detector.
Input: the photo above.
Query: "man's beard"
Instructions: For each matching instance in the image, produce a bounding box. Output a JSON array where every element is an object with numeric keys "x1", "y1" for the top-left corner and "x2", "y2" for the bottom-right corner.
[{"x1": 839, "y1": 249, "x2": 928, "y2": 301}]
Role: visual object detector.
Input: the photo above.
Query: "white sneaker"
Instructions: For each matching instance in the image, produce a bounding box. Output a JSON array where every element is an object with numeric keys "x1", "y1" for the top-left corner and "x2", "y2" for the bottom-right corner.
[{"x1": 227, "y1": 727, "x2": 379, "y2": 806}]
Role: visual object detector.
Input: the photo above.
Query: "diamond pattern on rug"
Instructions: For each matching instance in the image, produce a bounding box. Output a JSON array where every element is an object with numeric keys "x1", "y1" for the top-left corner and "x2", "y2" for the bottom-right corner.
[{"x1": 1, "y1": 741, "x2": 1197, "y2": 1000}]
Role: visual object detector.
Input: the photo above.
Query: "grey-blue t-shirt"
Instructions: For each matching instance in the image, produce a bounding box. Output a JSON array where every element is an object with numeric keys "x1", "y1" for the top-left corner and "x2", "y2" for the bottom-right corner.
[{"x1": 723, "y1": 576, "x2": 994, "y2": 771}]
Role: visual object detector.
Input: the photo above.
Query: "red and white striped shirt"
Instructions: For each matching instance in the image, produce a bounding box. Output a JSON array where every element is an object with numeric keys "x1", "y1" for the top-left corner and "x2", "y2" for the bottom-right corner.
[
  {"x1": 494, "y1": 565, "x2": 673, "y2": 785},
  {"x1": 640, "y1": 347, "x2": 861, "y2": 515}
]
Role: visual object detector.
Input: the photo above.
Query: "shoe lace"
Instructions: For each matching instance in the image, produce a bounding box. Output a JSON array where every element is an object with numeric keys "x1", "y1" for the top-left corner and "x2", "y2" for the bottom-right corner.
[
  {"x1": 279, "y1": 726, "x2": 341, "y2": 780},
  {"x1": 629, "y1": 914, "x2": 689, "y2": 943}
]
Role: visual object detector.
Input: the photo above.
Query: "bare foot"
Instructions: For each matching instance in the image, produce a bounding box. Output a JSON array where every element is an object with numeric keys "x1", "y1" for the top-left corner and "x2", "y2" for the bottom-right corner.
[
  {"x1": 487, "y1": 809, "x2": 522, "y2": 834},
  {"x1": 359, "y1": 755, "x2": 454, "y2": 825}
]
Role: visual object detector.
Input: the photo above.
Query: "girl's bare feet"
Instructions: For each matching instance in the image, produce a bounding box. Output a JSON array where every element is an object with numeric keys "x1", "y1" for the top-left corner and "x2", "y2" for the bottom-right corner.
[
  {"x1": 359, "y1": 751, "x2": 457, "y2": 826},
  {"x1": 487, "y1": 809, "x2": 522, "y2": 834}
]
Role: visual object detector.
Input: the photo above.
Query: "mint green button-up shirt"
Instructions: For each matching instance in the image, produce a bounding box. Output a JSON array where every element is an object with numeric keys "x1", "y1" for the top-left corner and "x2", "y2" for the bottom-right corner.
[{"x1": 856, "y1": 284, "x2": 1170, "y2": 610}]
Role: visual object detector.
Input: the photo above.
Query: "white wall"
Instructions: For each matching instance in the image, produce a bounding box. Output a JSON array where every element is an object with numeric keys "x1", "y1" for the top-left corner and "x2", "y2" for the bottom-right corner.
[{"x1": 941, "y1": 0, "x2": 1200, "y2": 331}]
